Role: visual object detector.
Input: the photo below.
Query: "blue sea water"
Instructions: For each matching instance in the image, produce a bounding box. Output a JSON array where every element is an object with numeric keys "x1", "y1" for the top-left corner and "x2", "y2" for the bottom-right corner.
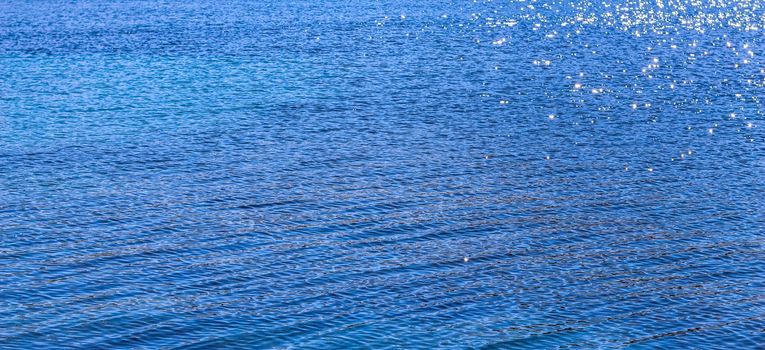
[{"x1": 1, "y1": 0, "x2": 764, "y2": 348}]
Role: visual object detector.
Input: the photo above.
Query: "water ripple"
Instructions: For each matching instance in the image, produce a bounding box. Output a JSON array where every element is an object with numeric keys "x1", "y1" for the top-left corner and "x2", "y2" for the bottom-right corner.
[{"x1": 1, "y1": 0, "x2": 765, "y2": 349}]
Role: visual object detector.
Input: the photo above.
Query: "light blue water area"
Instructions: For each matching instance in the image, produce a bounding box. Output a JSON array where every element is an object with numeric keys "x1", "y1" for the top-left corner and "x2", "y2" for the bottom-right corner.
[{"x1": 1, "y1": 1, "x2": 764, "y2": 349}]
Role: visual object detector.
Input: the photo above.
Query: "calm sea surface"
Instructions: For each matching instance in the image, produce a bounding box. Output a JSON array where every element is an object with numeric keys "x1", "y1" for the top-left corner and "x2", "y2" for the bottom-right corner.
[{"x1": 1, "y1": 1, "x2": 764, "y2": 348}]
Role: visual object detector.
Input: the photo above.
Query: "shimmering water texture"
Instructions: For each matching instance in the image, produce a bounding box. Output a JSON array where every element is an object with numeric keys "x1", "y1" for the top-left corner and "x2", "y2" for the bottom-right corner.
[{"x1": 1, "y1": 0, "x2": 765, "y2": 349}]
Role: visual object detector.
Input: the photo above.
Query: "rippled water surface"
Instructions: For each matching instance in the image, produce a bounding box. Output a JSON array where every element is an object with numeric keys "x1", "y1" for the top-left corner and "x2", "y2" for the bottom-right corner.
[{"x1": 2, "y1": 1, "x2": 765, "y2": 348}]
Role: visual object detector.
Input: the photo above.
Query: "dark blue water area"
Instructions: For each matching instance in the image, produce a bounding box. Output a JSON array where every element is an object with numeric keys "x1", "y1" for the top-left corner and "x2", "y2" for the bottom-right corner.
[{"x1": 1, "y1": 1, "x2": 764, "y2": 349}]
